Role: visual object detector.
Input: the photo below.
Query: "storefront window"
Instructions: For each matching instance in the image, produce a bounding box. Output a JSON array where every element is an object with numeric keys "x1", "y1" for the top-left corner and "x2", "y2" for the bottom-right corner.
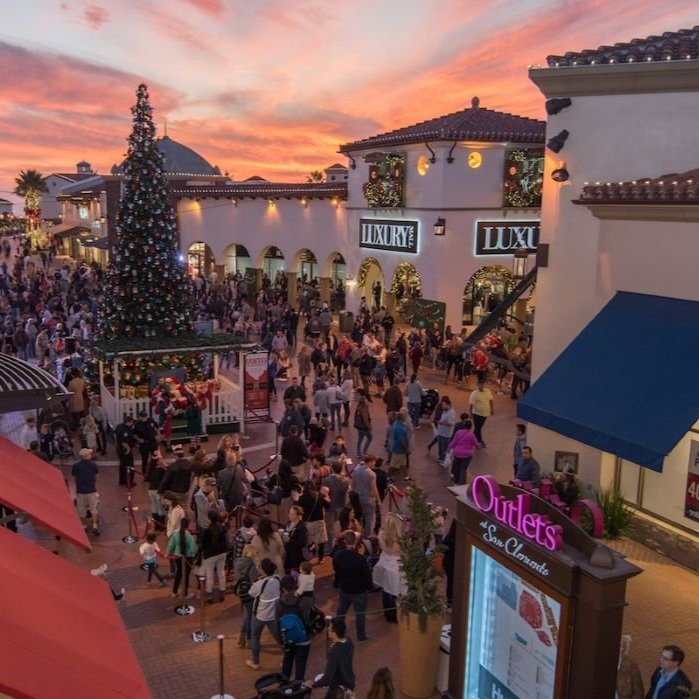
[{"x1": 463, "y1": 266, "x2": 513, "y2": 326}]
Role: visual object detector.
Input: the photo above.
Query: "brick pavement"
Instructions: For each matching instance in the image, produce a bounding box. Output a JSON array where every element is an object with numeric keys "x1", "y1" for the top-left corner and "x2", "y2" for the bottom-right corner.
[{"x1": 3, "y1": 351, "x2": 699, "y2": 697}]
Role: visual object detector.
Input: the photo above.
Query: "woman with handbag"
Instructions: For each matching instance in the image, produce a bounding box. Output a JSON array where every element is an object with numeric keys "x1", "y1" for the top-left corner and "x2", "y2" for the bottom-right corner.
[
  {"x1": 250, "y1": 518, "x2": 285, "y2": 574},
  {"x1": 298, "y1": 481, "x2": 329, "y2": 563},
  {"x1": 446, "y1": 418, "x2": 481, "y2": 485}
]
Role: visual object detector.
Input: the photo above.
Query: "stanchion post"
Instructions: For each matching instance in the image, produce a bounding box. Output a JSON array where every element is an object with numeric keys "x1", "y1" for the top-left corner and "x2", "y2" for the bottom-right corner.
[
  {"x1": 192, "y1": 574, "x2": 210, "y2": 643},
  {"x1": 209, "y1": 634, "x2": 234, "y2": 699}
]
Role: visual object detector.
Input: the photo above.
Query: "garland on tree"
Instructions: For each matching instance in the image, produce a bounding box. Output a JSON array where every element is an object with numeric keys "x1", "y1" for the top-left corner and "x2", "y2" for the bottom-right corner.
[{"x1": 98, "y1": 83, "x2": 195, "y2": 341}]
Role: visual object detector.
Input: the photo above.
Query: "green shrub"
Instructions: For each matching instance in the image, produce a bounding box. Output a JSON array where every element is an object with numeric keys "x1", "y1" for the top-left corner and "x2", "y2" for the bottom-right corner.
[{"x1": 595, "y1": 485, "x2": 635, "y2": 539}]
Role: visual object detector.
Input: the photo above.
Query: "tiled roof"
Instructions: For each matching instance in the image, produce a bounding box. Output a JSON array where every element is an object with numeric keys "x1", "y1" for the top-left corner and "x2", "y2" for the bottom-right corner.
[
  {"x1": 576, "y1": 168, "x2": 699, "y2": 205},
  {"x1": 547, "y1": 27, "x2": 699, "y2": 67},
  {"x1": 172, "y1": 181, "x2": 347, "y2": 200},
  {"x1": 339, "y1": 99, "x2": 545, "y2": 152},
  {"x1": 325, "y1": 163, "x2": 347, "y2": 170}
]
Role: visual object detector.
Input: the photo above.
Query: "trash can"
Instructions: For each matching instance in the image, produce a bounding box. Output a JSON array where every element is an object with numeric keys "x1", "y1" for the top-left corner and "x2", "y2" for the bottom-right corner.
[
  {"x1": 339, "y1": 310, "x2": 354, "y2": 333},
  {"x1": 436, "y1": 624, "x2": 452, "y2": 694}
]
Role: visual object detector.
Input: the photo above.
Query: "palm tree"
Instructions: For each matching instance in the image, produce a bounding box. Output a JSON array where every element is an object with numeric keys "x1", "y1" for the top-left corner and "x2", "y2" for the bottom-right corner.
[
  {"x1": 306, "y1": 170, "x2": 325, "y2": 183},
  {"x1": 14, "y1": 169, "x2": 48, "y2": 231}
]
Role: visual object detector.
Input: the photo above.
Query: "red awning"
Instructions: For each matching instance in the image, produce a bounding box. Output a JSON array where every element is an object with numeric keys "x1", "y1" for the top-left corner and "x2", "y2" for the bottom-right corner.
[
  {"x1": 0, "y1": 436, "x2": 90, "y2": 551},
  {"x1": 0, "y1": 526, "x2": 152, "y2": 698}
]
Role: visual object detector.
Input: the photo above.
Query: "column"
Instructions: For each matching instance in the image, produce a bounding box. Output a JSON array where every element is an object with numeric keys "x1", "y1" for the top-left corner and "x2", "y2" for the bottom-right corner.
[
  {"x1": 286, "y1": 271, "x2": 298, "y2": 308},
  {"x1": 319, "y1": 277, "x2": 332, "y2": 306}
]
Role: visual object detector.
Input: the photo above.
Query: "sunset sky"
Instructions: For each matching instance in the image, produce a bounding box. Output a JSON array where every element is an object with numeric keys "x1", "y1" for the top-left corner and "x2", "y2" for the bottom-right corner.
[{"x1": 1, "y1": 0, "x2": 696, "y2": 207}]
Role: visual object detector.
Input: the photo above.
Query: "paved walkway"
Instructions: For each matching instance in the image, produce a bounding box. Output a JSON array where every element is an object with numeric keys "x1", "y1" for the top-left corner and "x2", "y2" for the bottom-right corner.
[{"x1": 3, "y1": 348, "x2": 698, "y2": 698}]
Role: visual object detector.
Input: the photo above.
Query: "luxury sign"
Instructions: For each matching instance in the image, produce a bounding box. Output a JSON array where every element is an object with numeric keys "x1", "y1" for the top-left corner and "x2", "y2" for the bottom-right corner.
[
  {"x1": 359, "y1": 218, "x2": 418, "y2": 254},
  {"x1": 475, "y1": 220, "x2": 540, "y2": 256}
]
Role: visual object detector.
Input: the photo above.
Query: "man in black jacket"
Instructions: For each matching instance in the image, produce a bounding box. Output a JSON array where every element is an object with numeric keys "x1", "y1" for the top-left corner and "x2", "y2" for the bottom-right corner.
[
  {"x1": 157, "y1": 445, "x2": 193, "y2": 497},
  {"x1": 275, "y1": 575, "x2": 313, "y2": 681},
  {"x1": 306, "y1": 617, "x2": 355, "y2": 695},
  {"x1": 645, "y1": 645, "x2": 692, "y2": 699},
  {"x1": 280, "y1": 425, "x2": 309, "y2": 483},
  {"x1": 332, "y1": 531, "x2": 373, "y2": 642},
  {"x1": 133, "y1": 410, "x2": 159, "y2": 474}
]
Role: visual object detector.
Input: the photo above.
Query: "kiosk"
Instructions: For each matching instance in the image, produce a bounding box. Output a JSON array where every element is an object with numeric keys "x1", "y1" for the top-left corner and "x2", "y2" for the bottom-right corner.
[{"x1": 448, "y1": 477, "x2": 641, "y2": 699}]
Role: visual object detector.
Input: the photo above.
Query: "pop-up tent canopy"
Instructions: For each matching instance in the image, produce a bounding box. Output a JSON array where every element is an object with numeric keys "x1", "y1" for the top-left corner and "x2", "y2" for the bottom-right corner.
[
  {"x1": 0, "y1": 353, "x2": 71, "y2": 412},
  {"x1": 0, "y1": 436, "x2": 90, "y2": 551},
  {"x1": 0, "y1": 525, "x2": 151, "y2": 698}
]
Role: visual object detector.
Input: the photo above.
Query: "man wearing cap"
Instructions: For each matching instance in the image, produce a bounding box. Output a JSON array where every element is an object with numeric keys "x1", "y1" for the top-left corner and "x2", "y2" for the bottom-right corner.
[
  {"x1": 72, "y1": 447, "x2": 100, "y2": 535},
  {"x1": 158, "y1": 444, "x2": 193, "y2": 498},
  {"x1": 193, "y1": 477, "x2": 221, "y2": 534}
]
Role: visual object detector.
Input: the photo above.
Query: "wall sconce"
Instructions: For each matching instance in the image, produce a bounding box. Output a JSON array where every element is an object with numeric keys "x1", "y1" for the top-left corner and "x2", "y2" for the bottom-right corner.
[
  {"x1": 332, "y1": 197, "x2": 339, "y2": 208},
  {"x1": 545, "y1": 98, "x2": 572, "y2": 115},
  {"x1": 546, "y1": 129, "x2": 569, "y2": 153},
  {"x1": 267, "y1": 198, "x2": 275, "y2": 206},
  {"x1": 433, "y1": 217, "x2": 446, "y2": 236},
  {"x1": 346, "y1": 274, "x2": 357, "y2": 288},
  {"x1": 231, "y1": 198, "x2": 237, "y2": 207},
  {"x1": 467, "y1": 152, "x2": 482, "y2": 169},
  {"x1": 301, "y1": 197, "x2": 308, "y2": 208},
  {"x1": 551, "y1": 163, "x2": 570, "y2": 183},
  {"x1": 512, "y1": 246, "x2": 530, "y2": 280}
]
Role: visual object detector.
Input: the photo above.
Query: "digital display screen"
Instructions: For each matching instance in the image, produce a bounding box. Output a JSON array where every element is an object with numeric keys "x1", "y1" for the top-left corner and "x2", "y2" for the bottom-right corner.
[{"x1": 464, "y1": 546, "x2": 561, "y2": 699}]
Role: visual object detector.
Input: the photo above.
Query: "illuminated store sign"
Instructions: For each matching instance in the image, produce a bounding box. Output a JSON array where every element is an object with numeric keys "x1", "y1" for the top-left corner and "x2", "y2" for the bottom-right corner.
[
  {"x1": 472, "y1": 475, "x2": 563, "y2": 552},
  {"x1": 474, "y1": 220, "x2": 540, "y2": 256},
  {"x1": 359, "y1": 218, "x2": 418, "y2": 254}
]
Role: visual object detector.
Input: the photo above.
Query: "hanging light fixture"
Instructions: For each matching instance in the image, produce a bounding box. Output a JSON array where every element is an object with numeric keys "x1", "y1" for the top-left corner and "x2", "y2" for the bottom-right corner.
[{"x1": 433, "y1": 217, "x2": 446, "y2": 236}]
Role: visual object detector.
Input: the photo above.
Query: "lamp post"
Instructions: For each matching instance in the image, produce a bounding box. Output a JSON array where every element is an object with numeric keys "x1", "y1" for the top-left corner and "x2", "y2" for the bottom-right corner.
[{"x1": 513, "y1": 246, "x2": 530, "y2": 281}]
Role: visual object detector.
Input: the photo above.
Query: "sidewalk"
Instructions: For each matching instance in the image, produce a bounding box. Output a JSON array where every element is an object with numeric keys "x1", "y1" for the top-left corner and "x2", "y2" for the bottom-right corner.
[{"x1": 2, "y1": 336, "x2": 698, "y2": 697}]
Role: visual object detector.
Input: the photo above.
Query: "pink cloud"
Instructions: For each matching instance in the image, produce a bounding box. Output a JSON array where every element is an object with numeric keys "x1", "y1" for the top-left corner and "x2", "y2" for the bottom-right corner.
[
  {"x1": 83, "y1": 3, "x2": 109, "y2": 29},
  {"x1": 179, "y1": 0, "x2": 226, "y2": 16}
]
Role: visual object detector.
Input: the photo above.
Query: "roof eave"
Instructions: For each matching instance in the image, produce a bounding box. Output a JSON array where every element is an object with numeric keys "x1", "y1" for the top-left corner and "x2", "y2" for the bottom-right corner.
[
  {"x1": 574, "y1": 199, "x2": 699, "y2": 222},
  {"x1": 529, "y1": 60, "x2": 699, "y2": 98}
]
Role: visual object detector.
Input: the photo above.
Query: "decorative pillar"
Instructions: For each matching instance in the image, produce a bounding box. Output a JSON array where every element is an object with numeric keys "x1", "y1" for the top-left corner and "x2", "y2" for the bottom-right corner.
[
  {"x1": 319, "y1": 277, "x2": 332, "y2": 306},
  {"x1": 286, "y1": 271, "x2": 298, "y2": 308}
]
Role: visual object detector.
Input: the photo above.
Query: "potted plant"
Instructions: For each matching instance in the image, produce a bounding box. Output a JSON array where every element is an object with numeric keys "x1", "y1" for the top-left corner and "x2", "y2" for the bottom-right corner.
[
  {"x1": 595, "y1": 484, "x2": 635, "y2": 539},
  {"x1": 398, "y1": 484, "x2": 446, "y2": 698}
]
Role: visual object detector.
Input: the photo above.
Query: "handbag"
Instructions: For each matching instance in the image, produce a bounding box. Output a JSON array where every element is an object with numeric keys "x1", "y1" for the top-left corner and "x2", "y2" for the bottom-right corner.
[{"x1": 444, "y1": 450, "x2": 454, "y2": 468}]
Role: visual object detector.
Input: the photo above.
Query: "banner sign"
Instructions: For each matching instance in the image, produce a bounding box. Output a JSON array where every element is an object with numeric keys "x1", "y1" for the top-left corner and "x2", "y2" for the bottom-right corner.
[
  {"x1": 243, "y1": 351, "x2": 270, "y2": 417},
  {"x1": 359, "y1": 218, "x2": 418, "y2": 254},
  {"x1": 474, "y1": 220, "x2": 540, "y2": 256},
  {"x1": 685, "y1": 440, "x2": 699, "y2": 523}
]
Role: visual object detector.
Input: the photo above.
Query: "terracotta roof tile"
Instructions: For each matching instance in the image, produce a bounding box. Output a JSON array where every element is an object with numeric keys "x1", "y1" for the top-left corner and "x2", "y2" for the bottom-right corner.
[
  {"x1": 576, "y1": 168, "x2": 699, "y2": 205},
  {"x1": 339, "y1": 99, "x2": 544, "y2": 152},
  {"x1": 548, "y1": 26, "x2": 699, "y2": 67},
  {"x1": 171, "y1": 181, "x2": 347, "y2": 200}
]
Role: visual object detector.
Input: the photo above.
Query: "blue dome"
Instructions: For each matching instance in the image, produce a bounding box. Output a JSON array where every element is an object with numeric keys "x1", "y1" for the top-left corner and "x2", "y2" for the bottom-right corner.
[{"x1": 112, "y1": 135, "x2": 220, "y2": 176}]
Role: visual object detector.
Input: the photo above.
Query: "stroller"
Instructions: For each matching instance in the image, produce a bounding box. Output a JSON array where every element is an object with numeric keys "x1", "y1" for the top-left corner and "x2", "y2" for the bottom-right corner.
[
  {"x1": 252, "y1": 673, "x2": 312, "y2": 699},
  {"x1": 50, "y1": 419, "x2": 74, "y2": 459},
  {"x1": 420, "y1": 388, "x2": 440, "y2": 418}
]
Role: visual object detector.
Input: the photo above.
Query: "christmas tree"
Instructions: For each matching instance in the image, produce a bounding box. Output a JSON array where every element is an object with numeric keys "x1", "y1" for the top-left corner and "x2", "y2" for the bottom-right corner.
[{"x1": 99, "y1": 83, "x2": 194, "y2": 341}]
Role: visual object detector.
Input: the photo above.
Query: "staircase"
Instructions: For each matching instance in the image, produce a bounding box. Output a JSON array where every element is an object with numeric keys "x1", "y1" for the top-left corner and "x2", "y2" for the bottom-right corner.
[{"x1": 466, "y1": 267, "x2": 537, "y2": 346}]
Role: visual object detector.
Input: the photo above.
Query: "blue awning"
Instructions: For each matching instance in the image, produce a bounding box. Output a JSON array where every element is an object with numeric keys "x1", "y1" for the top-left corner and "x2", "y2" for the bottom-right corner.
[{"x1": 518, "y1": 291, "x2": 699, "y2": 472}]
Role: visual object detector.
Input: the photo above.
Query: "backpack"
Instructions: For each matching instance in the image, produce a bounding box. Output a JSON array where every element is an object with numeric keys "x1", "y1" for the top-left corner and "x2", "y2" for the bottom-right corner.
[{"x1": 279, "y1": 605, "x2": 308, "y2": 646}]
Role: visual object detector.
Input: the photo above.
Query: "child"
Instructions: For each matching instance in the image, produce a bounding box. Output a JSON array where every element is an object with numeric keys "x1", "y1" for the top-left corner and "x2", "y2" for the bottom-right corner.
[
  {"x1": 139, "y1": 531, "x2": 167, "y2": 586},
  {"x1": 81, "y1": 415, "x2": 99, "y2": 452},
  {"x1": 296, "y1": 560, "x2": 316, "y2": 601}
]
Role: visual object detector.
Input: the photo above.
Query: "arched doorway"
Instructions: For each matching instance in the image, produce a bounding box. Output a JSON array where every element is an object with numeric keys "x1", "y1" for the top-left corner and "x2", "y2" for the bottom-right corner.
[
  {"x1": 328, "y1": 252, "x2": 346, "y2": 312},
  {"x1": 187, "y1": 242, "x2": 215, "y2": 277},
  {"x1": 391, "y1": 262, "x2": 422, "y2": 302},
  {"x1": 463, "y1": 265, "x2": 514, "y2": 326},
  {"x1": 260, "y1": 245, "x2": 285, "y2": 282},
  {"x1": 297, "y1": 248, "x2": 318, "y2": 284},
  {"x1": 358, "y1": 257, "x2": 384, "y2": 310},
  {"x1": 223, "y1": 244, "x2": 251, "y2": 276}
]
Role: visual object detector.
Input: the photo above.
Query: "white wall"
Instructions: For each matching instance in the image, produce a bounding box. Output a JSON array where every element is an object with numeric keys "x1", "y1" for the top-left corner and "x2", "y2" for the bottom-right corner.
[{"x1": 532, "y1": 90, "x2": 699, "y2": 378}]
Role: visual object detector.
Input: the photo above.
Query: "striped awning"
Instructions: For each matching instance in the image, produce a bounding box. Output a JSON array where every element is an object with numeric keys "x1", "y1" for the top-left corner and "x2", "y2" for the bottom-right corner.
[{"x1": 0, "y1": 354, "x2": 71, "y2": 412}]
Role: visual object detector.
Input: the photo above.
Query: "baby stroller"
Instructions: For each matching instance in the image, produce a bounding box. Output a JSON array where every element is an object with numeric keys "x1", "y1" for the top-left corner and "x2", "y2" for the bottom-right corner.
[
  {"x1": 252, "y1": 673, "x2": 312, "y2": 699},
  {"x1": 420, "y1": 388, "x2": 440, "y2": 418},
  {"x1": 50, "y1": 419, "x2": 74, "y2": 459}
]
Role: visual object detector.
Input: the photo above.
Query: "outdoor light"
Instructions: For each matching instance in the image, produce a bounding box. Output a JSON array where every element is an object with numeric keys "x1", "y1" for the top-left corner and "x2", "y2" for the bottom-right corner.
[
  {"x1": 551, "y1": 163, "x2": 570, "y2": 182},
  {"x1": 512, "y1": 246, "x2": 530, "y2": 280},
  {"x1": 433, "y1": 217, "x2": 446, "y2": 236},
  {"x1": 547, "y1": 130, "x2": 569, "y2": 154},
  {"x1": 545, "y1": 98, "x2": 572, "y2": 115},
  {"x1": 346, "y1": 274, "x2": 357, "y2": 288},
  {"x1": 301, "y1": 197, "x2": 308, "y2": 208}
]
